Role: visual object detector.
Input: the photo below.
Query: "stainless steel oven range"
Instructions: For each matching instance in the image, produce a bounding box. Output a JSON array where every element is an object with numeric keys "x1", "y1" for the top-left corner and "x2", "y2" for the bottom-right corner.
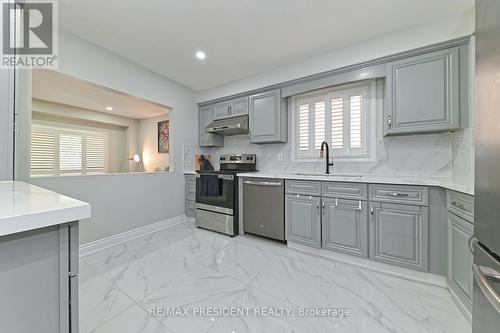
[{"x1": 195, "y1": 154, "x2": 257, "y2": 236}]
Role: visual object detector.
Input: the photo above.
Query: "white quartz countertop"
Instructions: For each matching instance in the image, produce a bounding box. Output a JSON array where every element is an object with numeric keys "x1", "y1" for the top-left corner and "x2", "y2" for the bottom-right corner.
[
  {"x1": 0, "y1": 181, "x2": 91, "y2": 237},
  {"x1": 236, "y1": 172, "x2": 474, "y2": 195}
]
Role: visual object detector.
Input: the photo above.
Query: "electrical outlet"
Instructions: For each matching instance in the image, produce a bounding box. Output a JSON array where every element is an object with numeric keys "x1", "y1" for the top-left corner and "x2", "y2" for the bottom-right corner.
[{"x1": 277, "y1": 152, "x2": 283, "y2": 161}]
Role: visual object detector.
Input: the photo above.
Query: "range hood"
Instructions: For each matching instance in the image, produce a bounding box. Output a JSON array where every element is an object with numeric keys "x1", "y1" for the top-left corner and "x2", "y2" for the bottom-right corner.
[{"x1": 205, "y1": 115, "x2": 249, "y2": 135}]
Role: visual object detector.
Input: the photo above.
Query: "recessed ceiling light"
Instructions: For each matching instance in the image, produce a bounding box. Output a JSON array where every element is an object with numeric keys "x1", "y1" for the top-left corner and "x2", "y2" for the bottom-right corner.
[
  {"x1": 195, "y1": 51, "x2": 206, "y2": 60},
  {"x1": 105, "y1": 106, "x2": 113, "y2": 111}
]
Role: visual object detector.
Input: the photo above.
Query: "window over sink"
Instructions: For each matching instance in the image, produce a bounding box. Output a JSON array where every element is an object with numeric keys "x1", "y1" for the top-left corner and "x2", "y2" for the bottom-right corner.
[{"x1": 292, "y1": 80, "x2": 376, "y2": 161}]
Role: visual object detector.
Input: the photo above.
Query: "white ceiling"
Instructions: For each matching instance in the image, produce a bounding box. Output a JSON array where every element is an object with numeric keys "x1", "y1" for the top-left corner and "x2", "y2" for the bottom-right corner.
[
  {"x1": 32, "y1": 70, "x2": 170, "y2": 119},
  {"x1": 59, "y1": 0, "x2": 473, "y2": 91}
]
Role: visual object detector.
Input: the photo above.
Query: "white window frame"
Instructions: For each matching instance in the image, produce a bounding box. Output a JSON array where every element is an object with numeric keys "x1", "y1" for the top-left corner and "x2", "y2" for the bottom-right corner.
[
  {"x1": 31, "y1": 124, "x2": 109, "y2": 176},
  {"x1": 291, "y1": 80, "x2": 376, "y2": 162}
]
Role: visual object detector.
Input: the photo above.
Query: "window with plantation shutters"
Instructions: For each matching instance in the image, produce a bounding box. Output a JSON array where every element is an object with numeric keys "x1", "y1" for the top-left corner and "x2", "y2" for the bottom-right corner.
[
  {"x1": 31, "y1": 125, "x2": 108, "y2": 176},
  {"x1": 292, "y1": 80, "x2": 375, "y2": 161},
  {"x1": 30, "y1": 129, "x2": 56, "y2": 175}
]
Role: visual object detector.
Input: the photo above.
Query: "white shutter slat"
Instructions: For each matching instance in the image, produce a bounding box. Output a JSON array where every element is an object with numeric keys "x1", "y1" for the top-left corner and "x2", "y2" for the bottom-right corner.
[
  {"x1": 298, "y1": 103, "x2": 310, "y2": 151},
  {"x1": 314, "y1": 101, "x2": 326, "y2": 149},
  {"x1": 31, "y1": 130, "x2": 56, "y2": 174},
  {"x1": 350, "y1": 95, "x2": 363, "y2": 149},
  {"x1": 86, "y1": 135, "x2": 106, "y2": 172},
  {"x1": 331, "y1": 97, "x2": 344, "y2": 149},
  {"x1": 59, "y1": 134, "x2": 83, "y2": 172}
]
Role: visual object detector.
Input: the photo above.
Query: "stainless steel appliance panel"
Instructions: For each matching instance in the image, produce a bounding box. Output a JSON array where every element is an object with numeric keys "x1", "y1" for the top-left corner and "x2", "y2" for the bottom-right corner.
[
  {"x1": 474, "y1": 0, "x2": 500, "y2": 329},
  {"x1": 472, "y1": 240, "x2": 500, "y2": 332},
  {"x1": 475, "y1": 0, "x2": 500, "y2": 256},
  {"x1": 243, "y1": 178, "x2": 285, "y2": 241},
  {"x1": 195, "y1": 173, "x2": 235, "y2": 210},
  {"x1": 195, "y1": 208, "x2": 234, "y2": 236}
]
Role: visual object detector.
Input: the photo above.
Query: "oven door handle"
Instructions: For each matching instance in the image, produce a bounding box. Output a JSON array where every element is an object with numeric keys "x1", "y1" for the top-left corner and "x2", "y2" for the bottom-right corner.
[{"x1": 196, "y1": 174, "x2": 234, "y2": 180}]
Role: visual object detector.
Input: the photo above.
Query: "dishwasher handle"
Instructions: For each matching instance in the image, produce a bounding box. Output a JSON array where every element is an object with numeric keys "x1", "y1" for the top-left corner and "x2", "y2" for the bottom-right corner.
[{"x1": 243, "y1": 180, "x2": 283, "y2": 187}]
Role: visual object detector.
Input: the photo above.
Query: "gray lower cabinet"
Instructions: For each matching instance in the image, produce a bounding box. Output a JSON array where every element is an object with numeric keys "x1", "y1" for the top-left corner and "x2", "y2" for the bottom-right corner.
[
  {"x1": 285, "y1": 194, "x2": 321, "y2": 248},
  {"x1": 322, "y1": 197, "x2": 368, "y2": 258},
  {"x1": 199, "y1": 105, "x2": 223, "y2": 147},
  {"x1": 185, "y1": 174, "x2": 196, "y2": 217},
  {"x1": 249, "y1": 89, "x2": 287, "y2": 143},
  {"x1": 385, "y1": 46, "x2": 463, "y2": 135},
  {"x1": 0, "y1": 222, "x2": 79, "y2": 333},
  {"x1": 447, "y1": 211, "x2": 473, "y2": 311},
  {"x1": 369, "y1": 202, "x2": 429, "y2": 271}
]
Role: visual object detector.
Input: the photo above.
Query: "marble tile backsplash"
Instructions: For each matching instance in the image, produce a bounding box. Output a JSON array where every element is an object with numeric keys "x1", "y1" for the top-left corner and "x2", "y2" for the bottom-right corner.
[
  {"x1": 184, "y1": 132, "x2": 458, "y2": 178},
  {"x1": 451, "y1": 128, "x2": 475, "y2": 191}
]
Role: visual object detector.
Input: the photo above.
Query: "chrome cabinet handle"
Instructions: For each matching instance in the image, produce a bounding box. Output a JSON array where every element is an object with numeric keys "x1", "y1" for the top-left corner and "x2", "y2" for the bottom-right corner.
[
  {"x1": 333, "y1": 199, "x2": 363, "y2": 211},
  {"x1": 388, "y1": 192, "x2": 409, "y2": 197},
  {"x1": 469, "y1": 236, "x2": 477, "y2": 254},
  {"x1": 473, "y1": 264, "x2": 500, "y2": 315},
  {"x1": 452, "y1": 201, "x2": 468, "y2": 211},
  {"x1": 388, "y1": 115, "x2": 392, "y2": 127},
  {"x1": 243, "y1": 180, "x2": 282, "y2": 186},
  {"x1": 322, "y1": 202, "x2": 325, "y2": 215},
  {"x1": 316, "y1": 202, "x2": 320, "y2": 213}
]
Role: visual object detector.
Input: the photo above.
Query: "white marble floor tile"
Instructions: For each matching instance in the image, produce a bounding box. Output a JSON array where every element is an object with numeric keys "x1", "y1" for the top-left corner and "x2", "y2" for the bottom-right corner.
[
  {"x1": 141, "y1": 265, "x2": 247, "y2": 333},
  {"x1": 102, "y1": 247, "x2": 200, "y2": 302},
  {"x1": 79, "y1": 264, "x2": 135, "y2": 333},
  {"x1": 92, "y1": 304, "x2": 172, "y2": 333},
  {"x1": 202, "y1": 241, "x2": 274, "y2": 283},
  {"x1": 250, "y1": 255, "x2": 328, "y2": 307},
  {"x1": 208, "y1": 286, "x2": 342, "y2": 333},
  {"x1": 80, "y1": 220, "x2": 471, "y2": 333}
]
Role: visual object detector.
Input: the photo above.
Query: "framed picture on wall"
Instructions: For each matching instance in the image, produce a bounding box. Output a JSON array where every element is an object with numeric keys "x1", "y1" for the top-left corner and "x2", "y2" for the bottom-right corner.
[{"x1": 158, "y1": 120, "x2": 169, "y2": 153}]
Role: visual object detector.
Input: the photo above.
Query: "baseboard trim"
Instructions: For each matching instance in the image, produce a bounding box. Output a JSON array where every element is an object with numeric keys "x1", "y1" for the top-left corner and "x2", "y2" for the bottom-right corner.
[
  {"x1": 79, "y1": 215, "x2": 187, "y2": 257},
  {"x1": 287, "y1": 241, "x2": 448, "y2": 288}
]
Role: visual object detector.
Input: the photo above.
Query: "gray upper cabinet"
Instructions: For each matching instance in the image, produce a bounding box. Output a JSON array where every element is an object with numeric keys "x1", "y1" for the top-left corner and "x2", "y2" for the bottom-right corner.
[
  {"x1": 385, "y1": 47, "x2": 462, "y2": 135},
  {"x1": 213, "y1": 97, "x2": 249, "y2": 120},
  {"x1": 285, "y1": 194, "x2": 321, "y2": 248},
  {"x1": 199, "y1": 105, "x2": 223, "y2": 147},
  {"x1": 369, "y1": 202, "x2": 429, "y2": 271},
  {"x1": 230, "y1": 97, "x2": 249, "y2": 117},
  {"x1": 447, "y1": 212, "x2": 473, "y2": 311},
  {"x1": 214, "y1": 101, "x2": 232, "y2": 120},
  {"x1": 249, "y1": 89, "x2": 287, "y2": 143},
  {"x1": 322, "y1": 197, "x2": 368, "y2": 258}
]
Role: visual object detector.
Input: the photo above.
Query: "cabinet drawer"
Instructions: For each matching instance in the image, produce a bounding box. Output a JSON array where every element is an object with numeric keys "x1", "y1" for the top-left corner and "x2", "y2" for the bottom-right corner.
[
  {"x1": 369, "y1": 184, "x2": 429, "y2": 206},
  {"x1": 447, "y1": 191, "x2": 474, "y2": 223},
  {"x1": 285, "y1": 180, "x2": 321, "y2": 196},
  {"x1": 185, "y1": 200, "x2": 195, "y2": 217},
  {"x1": 185, "y1": 174, "x2": 196, "y2": 186},
  {"x1": 322, "y1": 182, "x2": 367, "y2": 200},
  {"x1": 185, "y1": 185, "x2": 196, "y2": 201}
]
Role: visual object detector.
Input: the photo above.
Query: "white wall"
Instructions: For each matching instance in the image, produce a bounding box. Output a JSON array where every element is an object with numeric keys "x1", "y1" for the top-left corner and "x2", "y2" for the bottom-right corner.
[
  {"x1": 138, "y1": 113, "x2": 170, "y2": 172},
  {"x1": 24, "y1": 30, "x2": 198, "y2": 244},
  {"x1": 196, "y1": 10, "x2": 475, "y2": 102}
]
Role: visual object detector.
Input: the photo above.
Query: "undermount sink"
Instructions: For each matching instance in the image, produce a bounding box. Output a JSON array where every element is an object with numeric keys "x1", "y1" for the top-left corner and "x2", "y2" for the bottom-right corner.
[{"x1": 293, "y1": 173, "x2": 362, "y2": 178}]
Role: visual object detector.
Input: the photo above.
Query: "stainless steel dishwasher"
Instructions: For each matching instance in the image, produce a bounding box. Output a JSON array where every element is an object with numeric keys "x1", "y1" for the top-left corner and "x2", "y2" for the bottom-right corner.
[{"x1": 243, "y1": 178, "x2": 285, "y2": 241}]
